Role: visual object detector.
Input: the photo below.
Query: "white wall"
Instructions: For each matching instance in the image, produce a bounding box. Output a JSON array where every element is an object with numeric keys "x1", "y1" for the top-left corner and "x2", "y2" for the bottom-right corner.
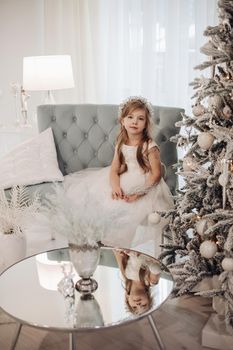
[{"x1": 0, "y1": 0, "x2": 44, "y2": 126}]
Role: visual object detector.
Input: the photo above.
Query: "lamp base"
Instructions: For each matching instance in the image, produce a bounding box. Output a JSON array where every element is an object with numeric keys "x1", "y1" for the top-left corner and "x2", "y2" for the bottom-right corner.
[{"x1": 44, "y1": 90, "x2": 55, "y2": 104}]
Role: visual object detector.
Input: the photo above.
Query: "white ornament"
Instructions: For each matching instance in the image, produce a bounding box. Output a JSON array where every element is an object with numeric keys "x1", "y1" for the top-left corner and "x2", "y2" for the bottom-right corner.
[
  {"x1": 221, "y1": 257, "x2": 233, "y2": 271},
  {"x1": 192, "y1": 104, "x2": 205, "y2": 117},
  {"x1": 148, "y1": 212, "x2": 161, "y2": 224},
  {"x1": 200, "y1": 240, "x2": 217, "y2": 259},
  {"x1": 218, "y1": 173, "x2": 228, "y2": 187},
  {"x1": 197, "y1": 132, "x2": 214, "y2": 150},
  {"x1": 196, "y1": 219, "x2": 208, "y2": 236},
  {"x1": 222, "y1": 105, "x2": 232, "y2": 120},
  {"x1": 196, "y1": 219, "x2": 215, "y2": 236},
  {"x1": 208, "y1": 95, "x2": 222, "y2": 109}
]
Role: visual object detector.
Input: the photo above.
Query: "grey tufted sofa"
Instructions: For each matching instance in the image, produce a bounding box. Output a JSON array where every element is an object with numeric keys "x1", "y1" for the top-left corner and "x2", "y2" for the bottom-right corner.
[{"x1": 35, "y1": 104, "x2": 183, "y2": 196}]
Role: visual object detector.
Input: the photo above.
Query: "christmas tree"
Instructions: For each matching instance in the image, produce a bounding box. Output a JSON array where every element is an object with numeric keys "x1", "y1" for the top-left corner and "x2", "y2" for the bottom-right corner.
[{"x1": 160, "y1": 0, "x2": 233, "y2": 327}]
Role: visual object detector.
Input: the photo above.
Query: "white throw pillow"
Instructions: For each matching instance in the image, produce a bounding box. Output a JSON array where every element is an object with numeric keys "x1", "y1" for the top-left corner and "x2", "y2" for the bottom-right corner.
[{"x1": 0, "y1": 128, "x2": 64, "y2": 189}]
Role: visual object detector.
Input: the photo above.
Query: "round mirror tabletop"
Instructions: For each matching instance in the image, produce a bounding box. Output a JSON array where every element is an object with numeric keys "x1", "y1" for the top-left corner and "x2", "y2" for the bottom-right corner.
[{"x1": 0, "y1": 247, "x2": 173, "y2": 333}]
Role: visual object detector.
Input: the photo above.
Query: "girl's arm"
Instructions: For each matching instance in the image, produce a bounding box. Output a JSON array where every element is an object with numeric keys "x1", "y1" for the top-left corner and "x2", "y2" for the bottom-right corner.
[
  {"x1": 145, "y1": 147, "x2": 162, "y2": 188},
  {"x1": 113, "y1": 250, "x2": 127, "y2": 277},
  {"x1": 109, "y1": 147, "x2": 124, "y2": 199}
]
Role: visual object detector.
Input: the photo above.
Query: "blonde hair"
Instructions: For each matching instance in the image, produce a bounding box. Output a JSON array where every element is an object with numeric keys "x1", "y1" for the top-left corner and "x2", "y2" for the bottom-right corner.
[
  {"x1": 117, "y1": 99, "x2": 153, "y2": 174},
  {"x1": 120, "y1": 253, "x2": 153, "y2": 314}
]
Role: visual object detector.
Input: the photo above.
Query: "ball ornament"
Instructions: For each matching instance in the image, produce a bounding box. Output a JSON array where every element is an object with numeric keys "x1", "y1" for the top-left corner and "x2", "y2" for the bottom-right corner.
[
  {"x1": 200, "y1": 240, "x2": 217, "y2": 259},
  {"x1": 222, "y1": 105, "x2": 233, "y2": 120},
  {"x1": 192, "y1": 104, "x2": 205, "y2": 117},
  {"x1": 196, "y1": 219, "x2": 208, "y2": 236},
  {"x1": 218, "y1": 173, "x2": 228, "y2": 187},
  {"x1": 148, "y1": 212, "x2": 161, "y2": 225},
  {"x1": 196, "y1": 219, "x2": 215, "y2": 236},
  {"x1": 208, "y1": 95, "x2": 222, "y2": 110},
  {"x1": 197, "y1": 132, "x2": 214, "y2": 150},
  {"x1": 221, "y1": 257, "x2": 233, "y2": 271}
]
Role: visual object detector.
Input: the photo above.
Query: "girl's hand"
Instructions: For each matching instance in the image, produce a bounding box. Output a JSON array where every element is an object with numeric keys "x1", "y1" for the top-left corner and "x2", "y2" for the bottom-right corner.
[
  {"x1": 124, "y1": 193, "x2": 141, "y2": 202},
  {"x1": 112, "y1": 186, "x2": 124, "y2": 200}
]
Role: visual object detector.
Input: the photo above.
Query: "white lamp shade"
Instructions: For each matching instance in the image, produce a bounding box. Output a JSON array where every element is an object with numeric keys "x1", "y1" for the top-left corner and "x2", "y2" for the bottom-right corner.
[{"x1": 23, "y1": 55, "x2": 75, "y2": 91}]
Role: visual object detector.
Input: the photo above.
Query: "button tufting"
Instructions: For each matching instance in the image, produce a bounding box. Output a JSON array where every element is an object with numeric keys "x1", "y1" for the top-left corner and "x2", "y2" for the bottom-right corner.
[
  {"x1": 161, "y1": 135, "x2": 167, "y2": 142},
  {"x1": 94, "y1": 152, "x2": 97, "y2": 157},
  {"x1": 51, "y1": 116, "x2": 56, "y2": 121},
  {"x1": 63, "y1": 132, "x2": 67, "y2": 138},
  {"x1": 94, "y1": 117, "x2": 98, "y2": 123},
  {"x1": 73, "y1": 148, "x2": 78, "y2": 154},
  {"x1": 84, "y1": 133, "x2": 88, "y2": 139},
  {"x1": 105, "y1": 135, "x2": 108, "y2": 141},
  {"x1": 73, "y1": 116, "x2": 77, "y2": 122}
]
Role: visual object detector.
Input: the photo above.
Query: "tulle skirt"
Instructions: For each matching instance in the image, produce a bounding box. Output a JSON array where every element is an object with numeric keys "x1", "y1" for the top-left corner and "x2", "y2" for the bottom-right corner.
[{"x1": 64, "y1": 166, "x2": 174, "y2": 249}]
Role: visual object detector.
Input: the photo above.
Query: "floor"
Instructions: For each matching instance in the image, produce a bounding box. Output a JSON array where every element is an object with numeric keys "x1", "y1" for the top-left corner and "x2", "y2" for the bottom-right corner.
[
  {"x1": 0, "y1": 216, "x2": 220, "y2": 350},
  {"x1": 0, "y1": 295, "x2": 214, "y2": 350}
]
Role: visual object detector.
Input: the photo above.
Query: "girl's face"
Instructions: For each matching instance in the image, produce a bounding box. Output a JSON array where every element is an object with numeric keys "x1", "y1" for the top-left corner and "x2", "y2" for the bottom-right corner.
[
  {"x1": 128, "y1": 290, "x2": 150, "y2": 314},
  {"x1": 122, "y1": 108, "x2": 147, "y2": 137}
]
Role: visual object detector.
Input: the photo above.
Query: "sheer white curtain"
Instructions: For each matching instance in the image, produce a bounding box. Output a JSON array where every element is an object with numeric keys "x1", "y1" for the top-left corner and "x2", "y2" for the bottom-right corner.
[{"x1": 44, "y1": 0, "x2": 217, "y2": 111}]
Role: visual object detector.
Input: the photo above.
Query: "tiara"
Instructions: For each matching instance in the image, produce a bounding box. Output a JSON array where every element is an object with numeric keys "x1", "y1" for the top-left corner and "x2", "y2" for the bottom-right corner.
[{"x1": 118, "y1": 96, "x2": 154, "y2": 119}]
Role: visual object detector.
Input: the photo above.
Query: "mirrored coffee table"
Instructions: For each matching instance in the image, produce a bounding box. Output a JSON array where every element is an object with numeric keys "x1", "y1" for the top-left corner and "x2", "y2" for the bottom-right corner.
[{"x1": 0, "y1": 246, "x2": 173, "y2": 350}]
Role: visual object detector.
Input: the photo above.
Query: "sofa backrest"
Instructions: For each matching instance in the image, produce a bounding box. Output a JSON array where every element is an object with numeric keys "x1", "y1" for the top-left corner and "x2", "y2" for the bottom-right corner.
[{"x1": 37, "y1": 104, "x2": 183, "y2": 194}]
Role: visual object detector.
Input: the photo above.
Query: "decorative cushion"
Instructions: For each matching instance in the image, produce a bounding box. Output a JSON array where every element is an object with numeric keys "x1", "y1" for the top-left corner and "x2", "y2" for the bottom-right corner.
[{"x1": 0, "y1": 128, "x2": 64, "y2": 190}]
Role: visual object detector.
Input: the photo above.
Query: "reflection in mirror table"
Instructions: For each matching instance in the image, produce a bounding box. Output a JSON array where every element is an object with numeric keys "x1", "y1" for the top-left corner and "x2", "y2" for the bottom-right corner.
[{"x1": 0, "y1": 247, "x2": 173, "y2": 350}]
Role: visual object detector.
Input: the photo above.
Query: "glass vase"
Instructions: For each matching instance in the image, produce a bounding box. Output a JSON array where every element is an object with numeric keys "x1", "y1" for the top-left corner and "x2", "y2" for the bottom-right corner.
[{"x1": 69, "y1": 243, "x2": 100, "y2": 294}]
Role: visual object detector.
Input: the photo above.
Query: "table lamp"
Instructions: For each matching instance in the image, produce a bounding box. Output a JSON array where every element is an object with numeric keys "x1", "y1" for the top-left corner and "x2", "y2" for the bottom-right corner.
[{"x1": 23, "y1": 55, "x2": 75, "y2": 104}]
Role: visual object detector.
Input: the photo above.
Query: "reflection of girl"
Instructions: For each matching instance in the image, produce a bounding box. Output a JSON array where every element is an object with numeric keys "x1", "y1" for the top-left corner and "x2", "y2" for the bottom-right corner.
[{"x1": 114, "y1": 250, "x2": 161, "y2": 315}]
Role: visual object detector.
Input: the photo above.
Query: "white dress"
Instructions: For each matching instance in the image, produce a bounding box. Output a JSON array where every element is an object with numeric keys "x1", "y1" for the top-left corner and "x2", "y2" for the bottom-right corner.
[
  {"x1": 124, "y1": 253, "x2": 161, "y2": 281},
  {"x1": 64, "y1": 141, "x2": 174, "y2": 249}
]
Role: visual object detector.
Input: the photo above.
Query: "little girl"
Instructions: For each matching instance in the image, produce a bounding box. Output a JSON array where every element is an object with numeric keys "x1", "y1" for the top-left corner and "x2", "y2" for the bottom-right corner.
[
  {"x1": 64, "y1": 96, "x2": 173, "y2": 248},
  {"x1": 114, "y1": 249, "x2": 161, "y2": 314}
]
